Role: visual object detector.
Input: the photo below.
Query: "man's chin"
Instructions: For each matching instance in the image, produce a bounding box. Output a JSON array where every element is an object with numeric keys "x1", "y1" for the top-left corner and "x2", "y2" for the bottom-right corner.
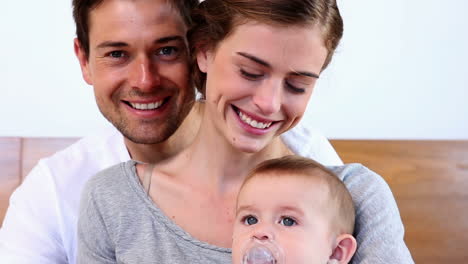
[
  {"x1": 103, "y1": 101, "x2": 192, "y2": 145},
  {"x1": 116, "y1": 120, "x2": 180, "y2": 145},
  {"x1": 124, "y1": 135, "x2": 167, "y2": 145},
  {"x1": 122, "y1": 128, "x2": 176, "y2": 145}
]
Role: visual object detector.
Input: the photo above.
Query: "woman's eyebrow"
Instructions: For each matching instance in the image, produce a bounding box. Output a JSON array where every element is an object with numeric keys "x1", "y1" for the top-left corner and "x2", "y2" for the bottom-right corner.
[
  {"x1": 236, "y1": 52, "x2": 319, "y2": 79},
  {"x1": 236, "y1": 52, "x2": 270, "y2": 67},
  {"x1": 290, "y1": 71, "x2": 320, "y2": 79}
]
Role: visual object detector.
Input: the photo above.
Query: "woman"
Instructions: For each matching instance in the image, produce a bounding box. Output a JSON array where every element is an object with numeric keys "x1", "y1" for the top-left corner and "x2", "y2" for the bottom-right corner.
[{"x1": 78, "y1": 0, "x2": 413, "y2": 263}]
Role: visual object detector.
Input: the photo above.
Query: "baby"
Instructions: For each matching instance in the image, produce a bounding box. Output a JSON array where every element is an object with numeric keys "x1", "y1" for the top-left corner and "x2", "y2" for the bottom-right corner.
[{"x1": 232, "y1": 155, "x2": 357, "y2": 264}]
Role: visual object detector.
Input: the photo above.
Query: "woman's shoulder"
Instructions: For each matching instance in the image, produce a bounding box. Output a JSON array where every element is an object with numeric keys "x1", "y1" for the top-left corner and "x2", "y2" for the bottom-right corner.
[
  {"x1": 326, "y1": 163, "x2": 396, "y2": 207},
  {"x1": 82, "y1": 160, "x2": 137, "y2": 200},
  {"x1": 327, "y1": 163, "x2": 388, "y2": 188}
]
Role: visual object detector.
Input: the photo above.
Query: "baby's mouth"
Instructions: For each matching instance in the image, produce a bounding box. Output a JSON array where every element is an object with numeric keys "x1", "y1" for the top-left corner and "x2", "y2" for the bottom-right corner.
[{"x1": 242, "y1": 245, "x2": 277, "y2": 264}]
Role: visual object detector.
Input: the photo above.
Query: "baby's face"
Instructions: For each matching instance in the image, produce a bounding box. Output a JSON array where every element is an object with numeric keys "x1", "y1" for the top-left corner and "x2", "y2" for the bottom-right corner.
[{"x1": 232, "y1": 173, "x2": 334, "y2": 264}]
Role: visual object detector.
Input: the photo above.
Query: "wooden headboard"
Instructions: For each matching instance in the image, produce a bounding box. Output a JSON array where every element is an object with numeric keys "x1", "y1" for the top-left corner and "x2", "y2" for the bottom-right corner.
[
  {"x1": 331, "y1": 140, "x2": 468, "y2": 263},
  {"x1": 1, "y1": 137, "x2": 467, "y2": 263}
]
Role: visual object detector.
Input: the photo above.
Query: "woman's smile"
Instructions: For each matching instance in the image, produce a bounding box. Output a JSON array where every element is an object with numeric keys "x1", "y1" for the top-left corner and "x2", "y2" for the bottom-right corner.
[{"x1": 231, "y1": 105, "x2": 279, "y2": 136}]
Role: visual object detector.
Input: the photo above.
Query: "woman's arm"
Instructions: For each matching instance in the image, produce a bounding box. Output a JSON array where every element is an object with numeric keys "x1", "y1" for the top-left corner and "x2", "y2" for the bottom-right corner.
[{"x1": 331, "y1": 164, "x2": 414, "y2": 264}]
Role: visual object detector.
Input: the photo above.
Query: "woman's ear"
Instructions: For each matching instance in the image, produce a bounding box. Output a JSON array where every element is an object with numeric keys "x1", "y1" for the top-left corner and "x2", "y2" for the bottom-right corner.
[
  {"x1": 196, "y1": 48, "x2": 212, "y2": 73},
  {"x1": 328, "y1": 234, "x2": 357, "y2": 264}
]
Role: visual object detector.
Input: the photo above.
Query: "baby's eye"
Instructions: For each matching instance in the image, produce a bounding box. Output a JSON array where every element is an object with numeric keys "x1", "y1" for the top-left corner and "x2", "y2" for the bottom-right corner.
[
  {"x1": 280, "y1": 217, "x2": 296, "y2": 227},
  {"x1": 243, "y1": 215, "x2": 258, "y2": 225}
]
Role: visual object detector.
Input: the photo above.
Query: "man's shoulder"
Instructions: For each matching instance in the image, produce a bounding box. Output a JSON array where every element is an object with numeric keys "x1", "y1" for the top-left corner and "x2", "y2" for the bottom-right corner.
[
  {"x1": 43, "y1": 126, "x2": 125, "y2": 165},
  {"x1": 28, "y1": 126, "x2": 129, "y2": 189}
]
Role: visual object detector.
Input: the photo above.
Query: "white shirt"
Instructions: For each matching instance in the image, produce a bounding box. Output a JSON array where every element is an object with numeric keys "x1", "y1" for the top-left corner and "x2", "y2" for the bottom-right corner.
[{"x1": 0, "y1": 123, "x2": 342, "y2": 264}]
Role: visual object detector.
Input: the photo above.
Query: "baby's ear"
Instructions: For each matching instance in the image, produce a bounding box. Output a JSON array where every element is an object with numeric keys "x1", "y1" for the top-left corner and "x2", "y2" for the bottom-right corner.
[{"x1": 328, "y1": 234, "x2": 357, "y2": 264}]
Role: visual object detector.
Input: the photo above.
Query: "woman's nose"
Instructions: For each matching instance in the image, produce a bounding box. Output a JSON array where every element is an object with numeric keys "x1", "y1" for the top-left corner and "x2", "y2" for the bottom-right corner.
[
  {"x1": 252, "y1": 80, "x2": 282, "y2": 116},
  {"x1": 128, "y1": 56, "x2": 161, "y2": 91}
]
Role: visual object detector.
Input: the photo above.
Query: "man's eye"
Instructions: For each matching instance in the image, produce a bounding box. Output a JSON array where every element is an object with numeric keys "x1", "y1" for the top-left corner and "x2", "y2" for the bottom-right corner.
[
  {"x1": 243, "y1": 215, "x2": 258, "y2": 225},
  {"x1": 280, "y1": 217, "x2": 296, "y2": 226},
  {"x1": 108, "y1": 51, "x2": 125, "y2": 58},
  {"x1": 158, "y1": 46, "x2": 180, "y2": 59}
]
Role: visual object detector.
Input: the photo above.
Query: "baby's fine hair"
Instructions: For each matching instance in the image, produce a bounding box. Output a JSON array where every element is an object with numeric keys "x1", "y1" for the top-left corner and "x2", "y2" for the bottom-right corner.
[{"x1": 242, "y1": 155, "x2": 355, "y2": 235}]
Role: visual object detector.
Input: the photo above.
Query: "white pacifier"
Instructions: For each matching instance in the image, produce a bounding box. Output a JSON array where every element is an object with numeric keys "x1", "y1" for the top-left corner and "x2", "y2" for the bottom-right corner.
[{"x1": 241, "y1": 239, "x2": 284, "y2": 264}]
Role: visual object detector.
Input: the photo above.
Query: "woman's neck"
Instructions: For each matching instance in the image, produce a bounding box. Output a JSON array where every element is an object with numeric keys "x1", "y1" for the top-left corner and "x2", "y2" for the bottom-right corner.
[{"x1": 165, "y1": 106, "x2": 291, "y2": 194}]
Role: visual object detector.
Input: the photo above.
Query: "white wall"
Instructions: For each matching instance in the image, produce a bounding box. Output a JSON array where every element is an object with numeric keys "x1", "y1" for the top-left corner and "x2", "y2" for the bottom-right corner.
[{"x1": 1, "y1": 0, "x2": 467, "y2": 139}]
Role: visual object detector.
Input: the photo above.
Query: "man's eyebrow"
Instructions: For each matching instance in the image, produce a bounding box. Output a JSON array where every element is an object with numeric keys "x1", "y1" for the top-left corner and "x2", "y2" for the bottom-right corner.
[
  {"x1": 96, "y1": 41, "x2": 128, "y2": 49},
  {"x1": 155, "y1": 35, "x2": 185, "y2": 44},
  {"x1": 236, "y1": 52, "x2": 270, "y2": 67},
  {"x1": 290, "y1": 71, "x2": 320, "y2": 79},
  {"x1": 96, "y1": 36, "x2": 184, "y2": 49}
]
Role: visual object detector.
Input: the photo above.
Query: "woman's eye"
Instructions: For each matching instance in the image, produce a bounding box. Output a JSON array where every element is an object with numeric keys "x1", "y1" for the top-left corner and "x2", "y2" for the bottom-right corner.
[
  {"x1": 240, "y1": 69, "x2": 263, "y2": 80},
  {"x1": 280, "y1": 217, "x2": 296, "y2": 226},
  {"x1": 243, "y1": 215, "x2": 258, "y2": 225},
  {"x1": 285, "y1": 81, "x2": 305, "y2": 94}
]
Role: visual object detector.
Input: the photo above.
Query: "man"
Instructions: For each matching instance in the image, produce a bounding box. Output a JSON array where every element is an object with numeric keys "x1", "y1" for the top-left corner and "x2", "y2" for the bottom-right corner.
[{"x1": 0, "y1": 0, "x2": 342, "y2": 263}]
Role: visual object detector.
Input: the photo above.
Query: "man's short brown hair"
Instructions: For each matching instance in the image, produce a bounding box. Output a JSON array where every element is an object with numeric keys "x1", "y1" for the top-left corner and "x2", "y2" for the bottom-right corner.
[{"x1": 72, "y1": 0, "x2": 199, "y2": 57}]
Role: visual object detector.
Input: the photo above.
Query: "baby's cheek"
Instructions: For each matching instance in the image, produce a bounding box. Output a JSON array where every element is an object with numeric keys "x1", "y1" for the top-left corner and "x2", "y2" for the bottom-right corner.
[
  {"x1": 230, "y1": 235, "x2": 245, "y2": 264},
  {"x1": 280, "y1": 234, "x2": 318, "y2": 264}
]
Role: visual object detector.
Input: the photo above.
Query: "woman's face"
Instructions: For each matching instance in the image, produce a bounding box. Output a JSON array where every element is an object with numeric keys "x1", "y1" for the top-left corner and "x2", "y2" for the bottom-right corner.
[{"x1": 197, "y1": 21, "x2": 328, "y2": 153}]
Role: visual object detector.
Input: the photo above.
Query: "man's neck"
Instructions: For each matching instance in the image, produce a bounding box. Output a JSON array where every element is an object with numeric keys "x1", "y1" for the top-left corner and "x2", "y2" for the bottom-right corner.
[{"x1": 124, "y1": 103, "x2": 203, "y2": 164}]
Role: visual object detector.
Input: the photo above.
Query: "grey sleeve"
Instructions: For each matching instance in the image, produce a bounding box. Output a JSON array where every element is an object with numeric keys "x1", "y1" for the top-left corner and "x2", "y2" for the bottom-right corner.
[
  {"x1": 77, "y1": 175, "x2": 117, "y2": 264},
  {"x1": 331, "y1": 164, "x2": 414, "y2": 264},
  {"x1": 281, "y1": 123, "x2": 343, "y2": 166}
]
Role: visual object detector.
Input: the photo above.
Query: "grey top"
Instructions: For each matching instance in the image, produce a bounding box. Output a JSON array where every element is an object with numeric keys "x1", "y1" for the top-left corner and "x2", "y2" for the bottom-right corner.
[{"x1": 77, "y1": 161, "x2": 414, "y2": 264}]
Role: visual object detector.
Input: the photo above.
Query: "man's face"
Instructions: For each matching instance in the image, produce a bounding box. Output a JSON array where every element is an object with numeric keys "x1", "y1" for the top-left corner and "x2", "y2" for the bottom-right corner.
[{"x1": 75, "y1": 0, "x2": 194, "y2": 144}]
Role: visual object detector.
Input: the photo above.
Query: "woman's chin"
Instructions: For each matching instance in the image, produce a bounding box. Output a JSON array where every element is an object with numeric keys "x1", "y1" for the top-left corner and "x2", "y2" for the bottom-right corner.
[{"x1": 231, "y1": 138, "x2": 267, "y2": 154}]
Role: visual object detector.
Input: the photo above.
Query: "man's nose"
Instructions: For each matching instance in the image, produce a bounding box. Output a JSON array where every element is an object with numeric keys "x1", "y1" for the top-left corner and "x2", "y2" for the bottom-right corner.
[
  {"x1": 252, "y1": 80, "x2": 282, "y2": 116},
  {"x1": 128, "y1": 55, "x2": 161, "y2": 91}
]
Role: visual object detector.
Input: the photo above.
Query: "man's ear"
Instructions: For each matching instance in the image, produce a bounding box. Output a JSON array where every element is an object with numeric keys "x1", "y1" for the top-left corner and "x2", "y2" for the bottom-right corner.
[
  {"x1": 74, "y1": 38, "x2": 93, "y2": 85},
  {"x1": 328, "y1": 234, "x2": 357, "y2": 264},
  {"x1": 196, "y1": 48, "x2": 212, "y2": 74}
]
